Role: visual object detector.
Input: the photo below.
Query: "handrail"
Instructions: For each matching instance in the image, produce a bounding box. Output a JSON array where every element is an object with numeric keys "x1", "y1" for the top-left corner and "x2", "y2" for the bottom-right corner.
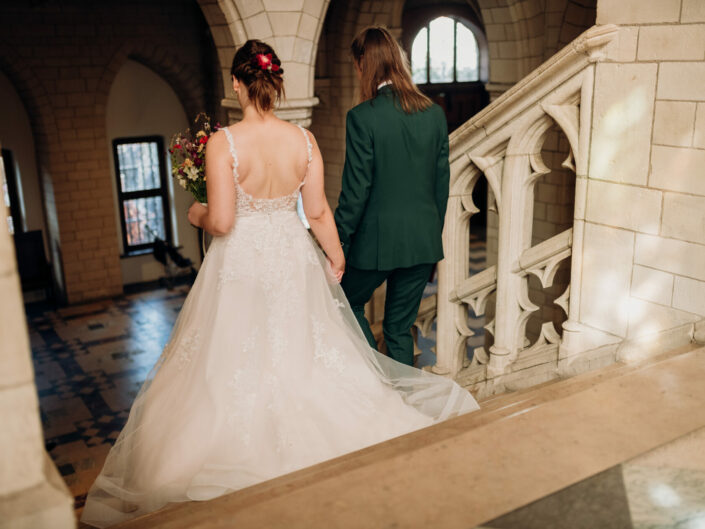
[
  {"x1": 513, "y1": 229, "x2": 572, "y2": 277},
  {"x1": 450, "y1": 266, "x2": 497, "y2": 305},
  {"x1": 449, "y1": 24, "x2": 618, "y2": 158}
]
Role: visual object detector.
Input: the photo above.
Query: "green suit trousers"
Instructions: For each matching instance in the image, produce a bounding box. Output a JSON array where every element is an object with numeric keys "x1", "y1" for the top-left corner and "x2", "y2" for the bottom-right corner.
[{"x1": 341, "y1": 263, "x2": 434, "y2": 366}]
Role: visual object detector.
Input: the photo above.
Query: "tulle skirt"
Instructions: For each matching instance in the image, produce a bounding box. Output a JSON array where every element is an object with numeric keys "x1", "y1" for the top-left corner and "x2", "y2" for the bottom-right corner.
[{"x1": 81, "y1": 210, "x2": 479, "y2": 527}]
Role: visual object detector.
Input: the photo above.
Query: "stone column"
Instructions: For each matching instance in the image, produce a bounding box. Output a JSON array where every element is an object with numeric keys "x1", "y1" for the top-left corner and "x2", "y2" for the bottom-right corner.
[{"x1": 0, "y1": 149, "x2": 74, "y2": 528}]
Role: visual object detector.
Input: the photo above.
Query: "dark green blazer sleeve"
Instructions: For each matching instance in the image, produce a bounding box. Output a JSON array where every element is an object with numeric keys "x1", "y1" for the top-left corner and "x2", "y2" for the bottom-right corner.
[
  {"x1": 334, "y1": 108, "x2": 374, "y2": 258},
  {"x1": 435, "y1": 116, "x2": 450, "y2": 230}
]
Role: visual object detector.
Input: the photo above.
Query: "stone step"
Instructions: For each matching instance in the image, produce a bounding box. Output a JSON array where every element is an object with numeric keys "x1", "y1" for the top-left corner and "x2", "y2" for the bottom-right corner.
[{"x1": 113, "y1": 343, "x2": 705, "y2": 529}]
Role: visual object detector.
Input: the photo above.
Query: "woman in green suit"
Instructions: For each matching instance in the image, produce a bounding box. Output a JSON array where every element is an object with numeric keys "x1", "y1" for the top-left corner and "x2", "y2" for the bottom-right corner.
[{"x1": 334, "y1": 26, "x2": 450, "y2": 367}]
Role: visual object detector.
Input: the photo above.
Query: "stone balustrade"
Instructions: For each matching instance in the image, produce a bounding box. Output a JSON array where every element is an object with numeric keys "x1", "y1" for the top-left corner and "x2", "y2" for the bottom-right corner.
[{"x1": 423, "y1": 24, "x2": 619, "y2": 397}]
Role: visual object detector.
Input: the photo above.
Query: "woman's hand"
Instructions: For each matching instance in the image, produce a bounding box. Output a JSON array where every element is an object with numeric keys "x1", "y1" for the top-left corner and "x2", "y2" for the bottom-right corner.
[
  {"x1": 326, "y1": 256, "x2": 345, "y2": 284},
  {"x1": 187, "y1": 202, "x2": 207, "y2": 228}
]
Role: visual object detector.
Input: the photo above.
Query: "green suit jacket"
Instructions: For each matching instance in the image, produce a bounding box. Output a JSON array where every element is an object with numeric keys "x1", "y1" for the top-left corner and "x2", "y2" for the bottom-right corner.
[{"x1": 334, "y1": 85, "x2": 450, "y2": 271}]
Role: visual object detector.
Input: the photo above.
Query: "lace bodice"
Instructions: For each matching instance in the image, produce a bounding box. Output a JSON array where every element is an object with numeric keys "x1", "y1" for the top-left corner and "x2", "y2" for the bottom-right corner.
[{"x1": 223, "y1": 126, "x2": 312, "y2": 216}]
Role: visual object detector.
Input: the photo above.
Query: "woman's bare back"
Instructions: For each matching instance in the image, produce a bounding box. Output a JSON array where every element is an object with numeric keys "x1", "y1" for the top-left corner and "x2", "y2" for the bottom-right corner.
[{"x1": 227, "y1": 118, "x2": 310, "y2": 199}]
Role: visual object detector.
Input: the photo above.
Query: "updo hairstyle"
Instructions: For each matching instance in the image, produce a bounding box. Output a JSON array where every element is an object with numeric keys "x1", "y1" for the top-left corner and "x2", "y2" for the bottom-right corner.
[{"x1": 230, "y1": 39, "x2": 284, "y2": 113}]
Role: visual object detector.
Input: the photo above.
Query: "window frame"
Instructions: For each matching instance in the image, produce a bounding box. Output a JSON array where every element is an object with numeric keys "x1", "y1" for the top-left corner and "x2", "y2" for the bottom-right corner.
[
  {"x1": 403, "y1": 4, "x2": 489, "y2": 86},
  {"x1": 413, "y1": 16, "x2": 480, "y2": 85},
  {"x1": 111, "y1": 135, "x2": 172, "y2": 256}
]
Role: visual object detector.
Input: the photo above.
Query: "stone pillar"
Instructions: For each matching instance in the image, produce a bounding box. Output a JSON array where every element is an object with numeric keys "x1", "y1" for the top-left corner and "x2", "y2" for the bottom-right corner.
[{"x1": 0, "y1": 149, "x2": 74, "y2": 528}]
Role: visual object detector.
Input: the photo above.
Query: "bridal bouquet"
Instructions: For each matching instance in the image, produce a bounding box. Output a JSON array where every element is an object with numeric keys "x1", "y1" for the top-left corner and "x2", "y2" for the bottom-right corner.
[{"x1": 169, "y1": 113, "x2": 220, "y2": 203}]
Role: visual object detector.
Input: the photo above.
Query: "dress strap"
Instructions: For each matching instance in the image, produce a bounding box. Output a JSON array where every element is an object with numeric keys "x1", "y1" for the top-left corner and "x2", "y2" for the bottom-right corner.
[
  {"x1": 297, "y1": 125, "x2": 312, "y2": 182},
  {"x1": 222, "y1": 127, "x2": 240, "y2": 182}
]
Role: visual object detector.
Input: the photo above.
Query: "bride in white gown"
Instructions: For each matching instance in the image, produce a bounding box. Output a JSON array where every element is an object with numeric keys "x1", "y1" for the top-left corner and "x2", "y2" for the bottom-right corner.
[{"x1": 81, "y1": 39, "x2": 479, "y2": 528}]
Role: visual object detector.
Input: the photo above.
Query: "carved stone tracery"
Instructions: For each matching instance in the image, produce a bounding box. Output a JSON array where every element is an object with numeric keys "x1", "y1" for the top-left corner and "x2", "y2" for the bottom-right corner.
[{"x1": 432, "y1": 25, "x2": 618, "y2": 386}]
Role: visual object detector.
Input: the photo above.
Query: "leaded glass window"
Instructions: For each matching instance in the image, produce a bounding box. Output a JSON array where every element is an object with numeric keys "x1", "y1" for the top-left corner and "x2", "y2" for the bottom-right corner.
[{"x1": 112, "y1": 137, "x2": 171, "y2": 254}]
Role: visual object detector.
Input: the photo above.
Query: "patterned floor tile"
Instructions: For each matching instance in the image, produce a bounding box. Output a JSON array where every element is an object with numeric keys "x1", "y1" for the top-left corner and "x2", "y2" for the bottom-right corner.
[{"x1": 27, "y1": 285, "x2": 190, "y2": 516}]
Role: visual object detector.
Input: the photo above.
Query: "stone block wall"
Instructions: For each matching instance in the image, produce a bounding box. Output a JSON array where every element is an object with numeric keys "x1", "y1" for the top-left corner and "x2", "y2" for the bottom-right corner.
[
  {"x1": 481, "y1": 0, "x2": 596, "y2": 98},
  {"x1": 312, "y1": 0, "x2": 399, "y2": 206},
  {"x1": 0, "y1": 0, "x2": 221, "y2": 303},
  {"x1": 578, "y1": 0, "x2": 705, "y2": 350},
  {"x1": 0, "y1": 166, "x2": 74, "y2": 526}
]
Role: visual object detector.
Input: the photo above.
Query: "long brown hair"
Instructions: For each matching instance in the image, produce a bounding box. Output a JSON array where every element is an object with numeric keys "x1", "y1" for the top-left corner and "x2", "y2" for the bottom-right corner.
[
  {"x1": 351, "y1": 26, "x2": 432, "y2": 114},
  {"x1": 231, "y1": 39, "x2": 285, "y2": 113}
]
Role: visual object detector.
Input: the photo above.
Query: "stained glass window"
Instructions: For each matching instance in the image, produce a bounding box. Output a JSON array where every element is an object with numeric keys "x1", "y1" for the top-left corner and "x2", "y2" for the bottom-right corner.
[{"x1": 411, "y1": 16, "x2": 480, "y2": 85}]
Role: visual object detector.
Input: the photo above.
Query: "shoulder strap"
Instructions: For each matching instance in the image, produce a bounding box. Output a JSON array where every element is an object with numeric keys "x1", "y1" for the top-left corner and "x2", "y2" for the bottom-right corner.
[
  {"x1": 222, "y1": 127, "x2": 240, "y2": 182},
  {"x1": 297, "y1": 125, "x2": 312, "y2": 181}
]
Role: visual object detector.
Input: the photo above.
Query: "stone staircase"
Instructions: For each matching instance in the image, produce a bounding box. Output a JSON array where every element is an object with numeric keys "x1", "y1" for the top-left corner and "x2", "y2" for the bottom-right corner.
[{"x1": 110, "y1": 343, "x2": 705, "y2": 529}]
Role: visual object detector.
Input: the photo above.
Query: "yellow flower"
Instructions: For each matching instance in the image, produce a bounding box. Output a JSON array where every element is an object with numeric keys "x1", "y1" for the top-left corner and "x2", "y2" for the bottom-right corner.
[
  {"x1": 196, "y1": 131, "x2": 206, "y2": 137},
  {"x1": 183, "y1": 158, "x2": 194, "y2": 167}
]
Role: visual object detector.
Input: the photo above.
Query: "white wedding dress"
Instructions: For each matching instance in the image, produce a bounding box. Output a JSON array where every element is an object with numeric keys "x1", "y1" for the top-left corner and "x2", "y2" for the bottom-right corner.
[{"x1": 81, "y1": 126, "x2": 479, "y2": 528}]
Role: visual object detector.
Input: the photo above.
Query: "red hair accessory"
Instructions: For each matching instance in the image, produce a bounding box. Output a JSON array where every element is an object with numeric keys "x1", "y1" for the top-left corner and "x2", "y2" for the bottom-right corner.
[{"x1": 253, "y1": 53, "x2": 281, "y2": 73}]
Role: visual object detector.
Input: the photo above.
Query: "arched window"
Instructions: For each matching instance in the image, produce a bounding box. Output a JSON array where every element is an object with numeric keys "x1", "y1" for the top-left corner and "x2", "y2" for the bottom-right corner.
[{"x1": 411, "y1": 16, "x2": 480, "y2": 84}]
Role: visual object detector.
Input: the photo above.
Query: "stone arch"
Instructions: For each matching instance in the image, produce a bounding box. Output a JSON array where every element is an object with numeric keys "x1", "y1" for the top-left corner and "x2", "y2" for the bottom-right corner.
[
  {"x1": 196, "y1": 0, "x2": 240, "y2": 99},
  {"x1": 0, "y1": 39, "x2": 66, "y2": 300},
  {"x1": 206, "y1": 0, "x2": 331, "y2": 123},
  {"x1": 97, "y1": 40, "x2": 210, "y2": 123}
]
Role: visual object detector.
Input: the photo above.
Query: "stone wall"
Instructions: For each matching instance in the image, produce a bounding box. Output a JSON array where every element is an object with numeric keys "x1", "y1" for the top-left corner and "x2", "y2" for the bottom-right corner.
[
  {"x1": 578, "y1": 0, "x2": 705, "y2": 357},
  {"x1": 312, "y1": 0, "x2": 402, "y2": 206},
  {"x1": 0, "y1": 156, "x2": 74, "y2": 527},
  {"x1": 479, "y1": 0, "x2": 596, "y2": 99},
  {"x1": 0, "y1": 0, "x2": 221, "y2": 303}
]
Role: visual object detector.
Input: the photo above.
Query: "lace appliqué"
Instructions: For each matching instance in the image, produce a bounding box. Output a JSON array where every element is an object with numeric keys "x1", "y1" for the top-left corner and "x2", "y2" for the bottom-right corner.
[
  {"x1": 163, "y1": 330, "x2": 200, "y2": 371},
  {"x1": 225, "y1": 331, "x2": 259, "y2": 445},
  {"x1": 222, "y1": 127, "x2": 240, "y2": 181},
  {"x1": 222, "y1": 126, "x2": 301, "y2": 217},
  {"x1": 311, "y1": 316, "x2": 345, "y2": 373},
  {"x1": 236, "y1": 187, "x2": 299, "y2": 216}
]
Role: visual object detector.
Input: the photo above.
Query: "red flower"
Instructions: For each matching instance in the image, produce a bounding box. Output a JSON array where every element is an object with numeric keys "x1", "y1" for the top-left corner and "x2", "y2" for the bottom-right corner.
[
  {"x1": 256, "y1": 53, "x2": 272, "y2": 70},
  {"x1": 174, "y1": 144, "x2": 182, "y2": 149},
  {"x1": 199, "y1": 136, "x2": 208, "y2": 144},
  {"x1": 271, "y1": 63, "x2": 280, "y2": 72}
]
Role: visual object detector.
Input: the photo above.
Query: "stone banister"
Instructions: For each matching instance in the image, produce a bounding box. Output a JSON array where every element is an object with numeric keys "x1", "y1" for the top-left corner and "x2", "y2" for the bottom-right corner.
[{"x1": 431, "y1": 24, "x2": 618, "y2": 396}]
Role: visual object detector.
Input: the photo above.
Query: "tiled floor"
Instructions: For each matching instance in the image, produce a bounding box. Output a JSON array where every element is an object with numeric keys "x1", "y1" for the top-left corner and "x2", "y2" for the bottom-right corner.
[{"x1": 28, "y1": 286, "x2": 190, "y2": 518}]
